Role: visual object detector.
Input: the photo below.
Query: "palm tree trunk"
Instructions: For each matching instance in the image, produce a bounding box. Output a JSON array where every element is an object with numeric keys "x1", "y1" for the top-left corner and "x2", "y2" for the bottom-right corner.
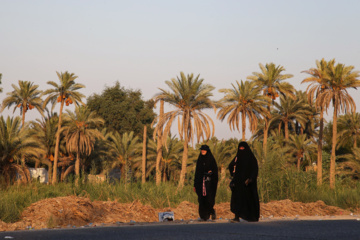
[
  {"x1": 162, "y1": 165, "x2": 167, "y2": 182},
  {"x1": 263, "y1": 118, "x2": 269, "y2": 161},
  {"x1": 63, "y1": 165, "x2": 75, "y2": 180},
  {"x1": 354, "y1": 138, "x2": 357, "y2": 149},
  {"x1": 156, "y1": 100, "x2": 164, "y2": 185},
  {"x1": 22, "y1": 106, "x2": 26, "y2": 127},
  {"x1": 120, "y1": 165, "x2": 125, "y2": 182},
  {"x1": 142, "y1": 125, "x2": 147, "y2": 184},
  {"x1": 220, "y1": 165, "x2": 226, "y2": 182},
  {"x1": 124, "y1": 160, "x2": 128, "y2": 185},
  {"x1": 278, "y1": 123, "x2": 281, "y2": 135},
  {"x1": 178, "y1": 112, "x2": 189, "y2": 189},
  {"x1": 297, "y1": 156, "x2": 301, "y2": 171},
  {"x1": 330, "y1": 103, "x2": 338, "y2": 189},
  {"x1": 241, "y1": 111, "x2": 246, "y2": 141},
  {"x1": 21, "y1": 107, "x2": 26, "y2": 167},
  {"x1": 52, "y1": 100, "x2": 64, "y2": 184},
  {"x1": 75, "y1": 150, "x2": 80, "y2": 186},
  {"x1": 285, "y1": 119, "x2": 289, "y2": 140},
  {"x1": 46, "y1": 160, "x2": 52, "y2": 184},
  {"x1": 60, "y1": 166, "x2": 65, "y2": 181},
  {"x1": 263, "y1": 104, "x2": 271, "y2": 161},
  {"x1": 317, "y1": 108, "x2": 324, "y2": 186}
]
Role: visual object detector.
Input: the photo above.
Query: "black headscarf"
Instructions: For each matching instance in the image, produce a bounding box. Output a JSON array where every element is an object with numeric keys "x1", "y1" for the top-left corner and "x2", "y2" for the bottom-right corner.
[
  {"x1": 194, "y1": 145, "x2": 218, "y2": 194},
  {"x1": 229, "y1": 141, "x2": 258, "y2": 182}
]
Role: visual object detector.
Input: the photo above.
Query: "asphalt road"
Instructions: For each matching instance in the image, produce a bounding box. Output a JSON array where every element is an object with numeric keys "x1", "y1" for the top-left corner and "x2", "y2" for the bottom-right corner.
[{"x1": 1, "y1": 220, "x2": 360, "y2": 240}]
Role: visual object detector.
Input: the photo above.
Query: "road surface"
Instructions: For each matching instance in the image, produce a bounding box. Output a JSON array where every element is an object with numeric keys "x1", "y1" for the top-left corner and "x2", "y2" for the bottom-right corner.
[{"x1": 1, "y1": 219, "x2": 360, "y2": 240}]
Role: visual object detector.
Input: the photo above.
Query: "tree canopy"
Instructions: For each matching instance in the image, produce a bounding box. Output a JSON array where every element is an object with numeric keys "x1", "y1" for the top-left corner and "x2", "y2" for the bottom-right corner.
[{"x1": 86, "y1": 82, "x2": 156, "y2": 138}]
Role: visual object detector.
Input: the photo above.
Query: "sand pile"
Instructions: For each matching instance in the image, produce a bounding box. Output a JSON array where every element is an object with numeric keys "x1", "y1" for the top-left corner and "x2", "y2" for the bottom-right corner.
[
  {"x1": 0, "y1": 196, "x2": 357, "y2": 231},
  {"x1": 260, "y1": 199, "x2": 351, "y2": 217}
]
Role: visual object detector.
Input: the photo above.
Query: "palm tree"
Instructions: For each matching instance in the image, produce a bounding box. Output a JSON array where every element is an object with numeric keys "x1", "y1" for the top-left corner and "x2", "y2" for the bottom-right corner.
[
  {"x1": 62, "y1": 106, "x2": 104, "y2": 182},
  {"x1": 160, "y1": 136, "x2": 184, "y2": 182},
  {"x1": 0, "y1": 116, "x2": 45, "y2": 183},
  {"x1": 217, "y1": 80, "x2": 269, "y2": 141},
  {"x1": 302, "y1": 58, "x2": 334, "y2": 185},
  {"x1": 85, "y1": 128, "x2": 112, "y2": 177},
  {"x1": 337, "y1": 147, "x2": 360, "y2": 179},
  {"x1": 294, "y1": 90, "x2": 319, "y2": 137},
  {"x1": 135, "y1": 135, "x2": 183, "y2": 182},
  {"x1": 42, "y1": 71, "x2": 85, "y2": 184},
  {"x1": 247, "y1": 63, "x2": 295, "y2": 155},
  {"x1": 152, "y1": 72, "x2": 216, "y2": 188},
  {"x1": 106, "y1": 131, "x2": 140, "y2": 184},
  {"x1": 270, "y1": 94, "x2": 313, "y2": 140},
  {"x1": 337, "y1": 112, "x2": 360, "y2": 149},
  {"x1": 30, "y1": 113, "x2": 60, "y2": 180},
  {"x1": 155, "y1": 100, "x2": 164, "y2": 185},
  {"x1": 142, "y1": 125, "x2": 147, "y2": 183},
  {"x1": 287, "y1": 134, "x2": 317, "y2": 171},
  {"x1": 1, "y1": 80, "x2": 43, "y2": 126},
  {"x1": 316, "y1": 61, "x2": 360, "y2": 189}
]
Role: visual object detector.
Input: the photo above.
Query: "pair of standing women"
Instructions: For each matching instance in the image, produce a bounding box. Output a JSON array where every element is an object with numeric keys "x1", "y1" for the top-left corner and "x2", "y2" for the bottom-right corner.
[{"x1": 194, "y1": 142, "x2": 260, "y2": 222}]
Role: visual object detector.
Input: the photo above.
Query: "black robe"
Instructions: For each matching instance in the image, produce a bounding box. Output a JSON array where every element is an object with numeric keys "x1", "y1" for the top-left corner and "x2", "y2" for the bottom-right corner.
[
  {"x1": 228, "y1": 141, "x2": 260, "y2": 222},
  {"x1": 194, "y1": 149, "x2": 218, "y2": 220}
]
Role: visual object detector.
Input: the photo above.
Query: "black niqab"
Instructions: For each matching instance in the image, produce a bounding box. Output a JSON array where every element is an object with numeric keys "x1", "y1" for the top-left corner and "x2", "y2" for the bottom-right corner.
[{"x1": 228, "y1": 141, "x2": 260, "y2": 222}]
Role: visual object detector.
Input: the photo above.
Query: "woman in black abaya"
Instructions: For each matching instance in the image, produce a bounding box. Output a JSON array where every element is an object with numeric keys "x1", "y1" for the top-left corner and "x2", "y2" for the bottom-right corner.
[
  {"x1": 228, "y1": 141, "x2": 260, "y2": 222},
  {"x1": 194, "y1": 145, "x2": 218, "y2": 221}
]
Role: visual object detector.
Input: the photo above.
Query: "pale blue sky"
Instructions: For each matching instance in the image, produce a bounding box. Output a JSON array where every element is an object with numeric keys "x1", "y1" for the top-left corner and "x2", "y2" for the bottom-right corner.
[{"x1": 1, "y1": 0, "x2": 360, "y2": 140}]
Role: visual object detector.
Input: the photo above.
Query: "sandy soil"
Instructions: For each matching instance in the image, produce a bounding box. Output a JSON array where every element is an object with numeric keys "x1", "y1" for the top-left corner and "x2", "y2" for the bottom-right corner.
[{"x1": 1, "y1": 196, "x2": 359, "y2": 231}]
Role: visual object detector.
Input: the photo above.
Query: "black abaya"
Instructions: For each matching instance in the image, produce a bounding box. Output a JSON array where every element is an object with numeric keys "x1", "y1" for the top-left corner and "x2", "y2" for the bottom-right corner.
[
  {"x1": 194, "y1": 146, "x2": 218, "y2": 220},
  {"x1": 228, "y1": 141, "x2": 260, "y2": 222}
]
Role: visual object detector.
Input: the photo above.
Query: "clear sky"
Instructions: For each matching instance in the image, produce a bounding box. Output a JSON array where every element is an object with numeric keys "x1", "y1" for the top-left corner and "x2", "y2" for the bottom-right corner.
[{"x1": 1, "y1": 0, "x2": 360, "y2": 140}]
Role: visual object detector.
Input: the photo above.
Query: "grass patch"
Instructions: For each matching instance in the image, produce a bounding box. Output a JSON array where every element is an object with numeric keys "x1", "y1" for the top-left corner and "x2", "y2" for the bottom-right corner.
[{"x1": 1, "y1": 175, "x2": 360, "y2": 223}]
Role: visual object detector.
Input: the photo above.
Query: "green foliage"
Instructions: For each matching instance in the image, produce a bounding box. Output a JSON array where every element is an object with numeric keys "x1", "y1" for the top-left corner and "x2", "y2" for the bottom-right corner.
[
  {"x1": 30, "y1": 113, "x2": 62, "y2": 165},
  {"x1": 337, "y1": 113, "x2": 360, "y2": 149},
  {"x1": 86, "y1": 82, "x2": 156, "y2": 138},
  {"x1": 1, "y1": 177, "x2": 360, "y2": 223},
  {"x1": 257, "y1": 148, "x2": 360, "y2": 210},
  {"x1": 0, "y1": 181, "x2": 70, "y2": 222},
  {"x1": 270, "y1": 93, "x2": 313, "y2": 139},
  {"x1": 0, "y1": 116, "x2": 45, "y2": 183},
  {"x1": 104, "y1": 130, "x2": 141, "y2": 183},
  {"x1": 142, "y1": 135, "x2": 184, "y2": 181}
]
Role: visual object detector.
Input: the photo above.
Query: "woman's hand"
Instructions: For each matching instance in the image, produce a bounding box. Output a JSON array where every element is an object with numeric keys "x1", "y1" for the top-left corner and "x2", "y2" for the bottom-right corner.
[{"x1": 229, "y1": 180, "x2": 235, "y2": 190}]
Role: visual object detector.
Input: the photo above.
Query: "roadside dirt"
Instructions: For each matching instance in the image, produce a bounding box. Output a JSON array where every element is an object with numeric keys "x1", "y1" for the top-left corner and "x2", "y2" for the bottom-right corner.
[{"x1": 1, "y1": 196, "x2": 359, "y2": 231}]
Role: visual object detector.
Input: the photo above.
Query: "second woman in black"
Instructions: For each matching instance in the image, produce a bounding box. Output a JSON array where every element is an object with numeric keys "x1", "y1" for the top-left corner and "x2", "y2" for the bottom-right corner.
[{"x1": 228, "y1": 141, "x2": 260, "y2": 222}]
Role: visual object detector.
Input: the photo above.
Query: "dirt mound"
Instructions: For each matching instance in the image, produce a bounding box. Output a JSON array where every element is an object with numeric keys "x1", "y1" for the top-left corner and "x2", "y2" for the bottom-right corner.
[
  {"x1": 260, "y1": 199, "x2": 350, "y2": 217},
  {"x1": 20, "y1": 196, "x2": 158, "y2": 229},
  {"x1": 0, "y1": 196, "x2": 357, "y2": 231}
]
